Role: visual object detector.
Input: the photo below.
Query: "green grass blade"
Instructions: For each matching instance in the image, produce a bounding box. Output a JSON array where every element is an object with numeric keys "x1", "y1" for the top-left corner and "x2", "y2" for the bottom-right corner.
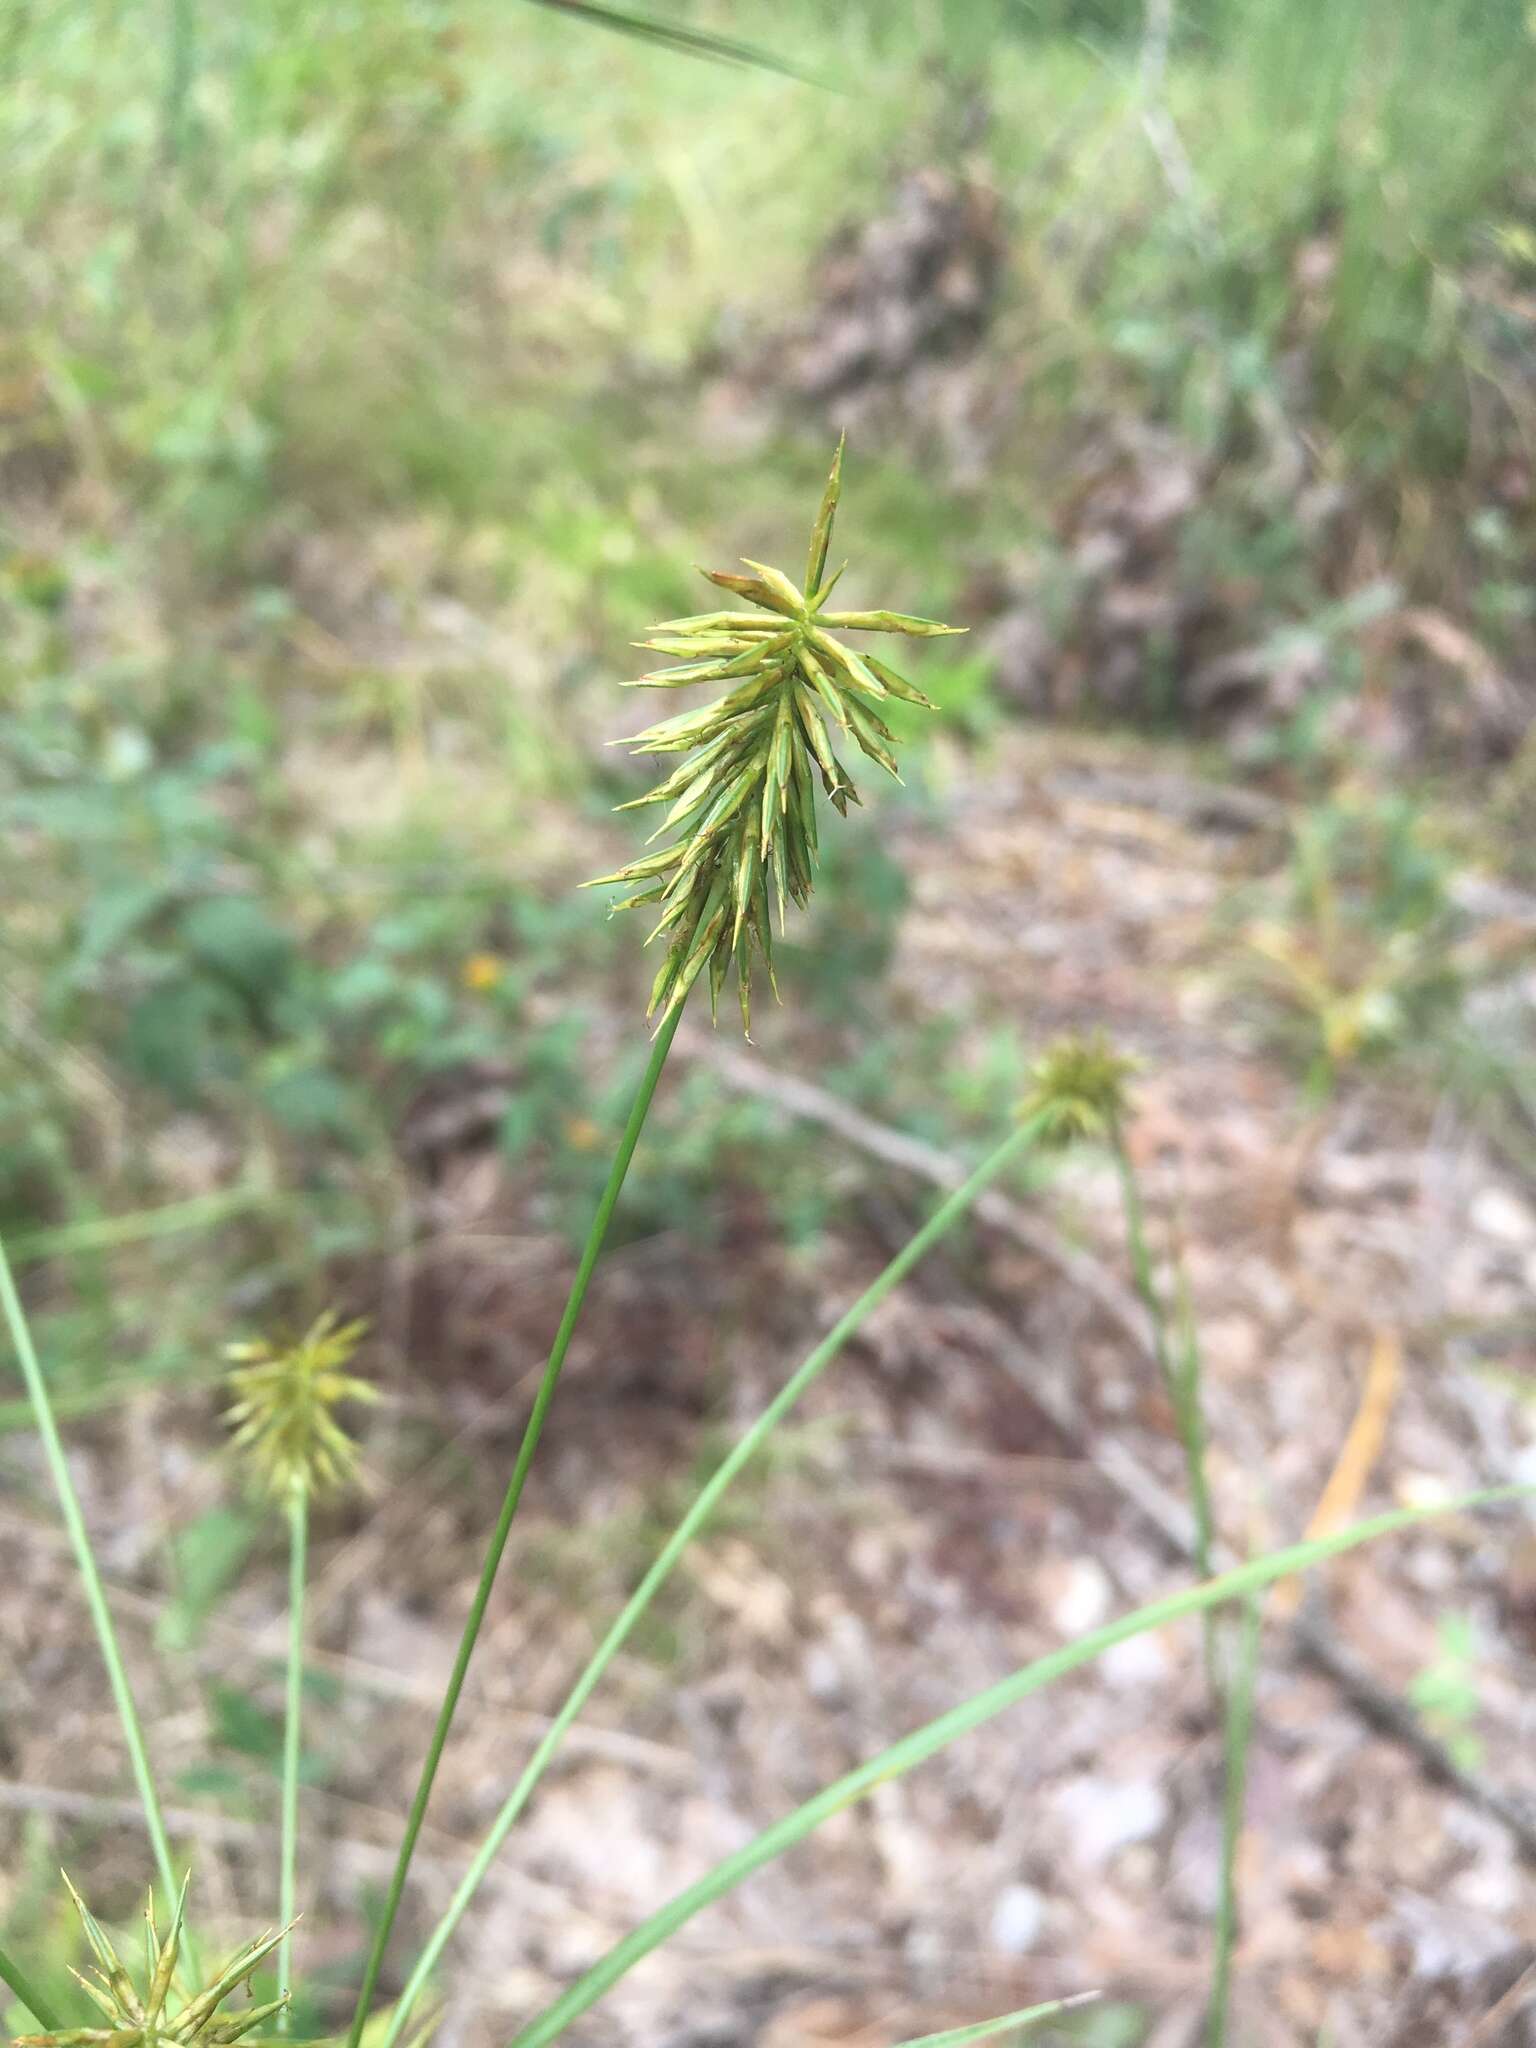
[
  {"x1": 0, "y1": 1354, "x2": 207, "y2": 1436},
  {"x1": 0, "y1": 1938, "x2": 65, "y2": 2032},
  {"x1": 505, "y1": 1490, "x2": 1522, "y2": 2048},
  {"x1": 279, "y1": 1480, "x2": 309, "y2": 2026},
  {"x1": 1171, "y1": 1253, "x2": 1217, "y2": 1588},
  {"x1": 519, "y1": 0, "x2": 832, "y2": 86},
  {"x1": 1208, "y1": 1595, "x2": 1262, "y2": 2048},
  {"x1": 0, "y1": 1236, "x2": 190, "y2": 1950},
  {"x1": 381, "y1": 1117, "x2": 1050, "y2": 2048},
  {"x1": 7, "y1": 1188, "x2": 267, "y2": 1267},
  {"x1": 1111, "y1": 1127, "x2": 1175, "y2": 1393},
  {"x1": 890, "y1": 1993, "x2": 1102, "y2": 2048},
  {"x1": 1114, "y1": 1129, "x2": 1219, "y2": 1692},
  {"x1": 343, "y1": 1004, "x2": 685, "y2": 2048}
]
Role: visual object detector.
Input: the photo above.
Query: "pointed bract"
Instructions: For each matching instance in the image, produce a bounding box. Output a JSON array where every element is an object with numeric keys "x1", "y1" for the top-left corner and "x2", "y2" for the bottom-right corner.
[
  {"x1": 805, "y1": 434, "x2": 844, "y2": 598},
  {"x1": 18, "y1": 1879, "x2": 293, "y2": 2048},
  {"x1": 814, "y1": 610, "x2": 967, "y2": 636}
]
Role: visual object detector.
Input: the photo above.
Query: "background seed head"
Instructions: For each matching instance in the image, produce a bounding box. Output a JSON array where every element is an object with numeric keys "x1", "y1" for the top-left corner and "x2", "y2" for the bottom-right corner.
[
  {"x1": 1018, "y1": 1033, "x2": 1140, "y2": 1145},
  {"x1": 224, "y1": 1310, "x2": 376, "y2": 1500},
  {"x1": 586, "y1": 437, "x2": 964, "y2": 1036}
]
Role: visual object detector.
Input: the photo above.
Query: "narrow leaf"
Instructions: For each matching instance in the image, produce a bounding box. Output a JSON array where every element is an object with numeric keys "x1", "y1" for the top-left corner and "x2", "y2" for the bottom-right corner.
[
  {"x1": 519, "y1": 0, "x2": 833, "y2": 88},
  {"x1": 889, "y1": 1994, "x2": 1101, "y2": 2048}
]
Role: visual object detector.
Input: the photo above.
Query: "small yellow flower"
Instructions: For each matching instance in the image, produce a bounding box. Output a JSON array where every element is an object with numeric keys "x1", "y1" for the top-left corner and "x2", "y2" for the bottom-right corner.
[
  {"x1": 14, "y1": 1874, "x2": 291, "y2": 2048},
  {"x1": 462, "y1": 953, "x2": 503, "y2": 992},
  {"x1": 225, "y1": 1310, "x2": 376, "y2": 1499},
  {"x1": 1018, "y1": 1033, "x2": 1139, "y2": 1145}
]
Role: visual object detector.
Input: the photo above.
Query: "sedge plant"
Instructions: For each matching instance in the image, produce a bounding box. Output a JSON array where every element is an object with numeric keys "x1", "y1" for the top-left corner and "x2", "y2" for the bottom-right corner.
[
  {"x1": 0, "y1": 456, "x2": 1525, "y2": 2048},
  {"x1": 223, "y1": 1312, "x2": 376, "y2": 2023},
  {"x1": 1018, "y1": 1034, "x2": 1255, "y2": 2045},
  {"x1": 344, "y1": 438, "x2": 963, "y2": 2042}
]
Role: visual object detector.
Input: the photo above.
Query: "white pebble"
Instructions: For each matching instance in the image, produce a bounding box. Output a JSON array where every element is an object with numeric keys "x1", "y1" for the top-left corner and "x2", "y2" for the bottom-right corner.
[{"x1": 989, "y1": 1884, "x2": 1046, "y2": 1956}]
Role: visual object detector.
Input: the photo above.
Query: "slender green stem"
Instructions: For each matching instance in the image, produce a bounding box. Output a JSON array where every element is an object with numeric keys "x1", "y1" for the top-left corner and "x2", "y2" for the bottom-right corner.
[
  {"x1": 382, "y1": 1117, "x2": 1048, "y2": 2048},
  {"x1": 1208, "y1": 1594, "x2": 1262, "y2": 2048},
  {"x1": 0, "y1": 1939, "x2": 64, "y2": 2032},
  {"x1": 0, "y1": 1236, "x2": 184, "y2": 1921},
  {"x1": 1170, "y1": 1253, "x2": 1218, "y2": 1588},
  {"x1": 1112, "y1": 1127, "x2": 1219, "y2": 1692},
  {"x1": 505, "y1": 1491, "x2": 1518, "y2": 2048},
  {"x1": 279, "y1": 1479, "x2": 309, "y2": 2025},
  {"x1": 344, "y1": 1005, "x2": 684, "y2": 2048},
  {"x1": 1110, "y1": 1124, "x2": 1175, "y2": 1391}
]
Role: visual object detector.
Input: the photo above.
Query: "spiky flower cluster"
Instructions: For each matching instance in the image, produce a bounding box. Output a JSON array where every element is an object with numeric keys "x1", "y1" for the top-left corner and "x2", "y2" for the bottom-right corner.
[
  {"x1": 587, "y1": 439, "x2": 963, "y2": 1034},
  {"x1": 1018, "y1": 1033, "x2": 1140, "y2": 1145},
  {"x1": 14, "y1": 1875, "x2": 290, "y2": 2048},
  {"x1": 225, "y1": 1310, "x2": 375, "y2": 1499}
]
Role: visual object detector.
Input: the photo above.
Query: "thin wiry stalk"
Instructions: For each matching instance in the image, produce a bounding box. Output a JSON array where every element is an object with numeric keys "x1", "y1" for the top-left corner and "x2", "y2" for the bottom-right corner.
[
  {"x1": 1171, "y1": 1250, "x2": 1219, "y2": 1591},
  {"x1": 505, "y1": 1494, "x2": 1515, "y2": 2048},
  {"x1": 0, "y1": 1939, "x2": 63, "y2": 2033},
  {"x1": 380, "y1": 1116, "x2": 1052, "y2": 2048},
  {"x1": 1209, "y1": 1595, "x2": 1263, "y2": 2048},
  {"x1": 279, "y1": 1479, "x2": 309, "y2": 2026},
  {"x1": 0, "y1": 1235, "x2": 188, "y2": 1940},
  {"x1": 344, "y1": 1004, "x2": 685, "y2": 2048},
  {"x1": 1111, "y1": 1125, "x2": 1220, "y2": 1695}
]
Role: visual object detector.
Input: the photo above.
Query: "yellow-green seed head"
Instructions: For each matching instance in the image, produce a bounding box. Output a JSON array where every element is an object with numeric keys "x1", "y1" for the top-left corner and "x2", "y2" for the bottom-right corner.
[
  {"x1": 12, "y1": 1874, "x2": 293, "y2": 2048},
  {"x1": 586, "y1": 437, "x2": 964, "y2": 1035},
  {"x1": 1018, "y1": 1033, "x2": 1140, "y2": 1145},
  {"x1": 224, "y1": 1311, "x2": 376, "y2": 1500}
]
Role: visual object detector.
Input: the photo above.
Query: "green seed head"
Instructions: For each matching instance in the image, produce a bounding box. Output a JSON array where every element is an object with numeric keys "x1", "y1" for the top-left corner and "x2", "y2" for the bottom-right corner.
[
  {"x1": 587, "y1": 438, "x2": 964, "y2": 1035},
  {"x1": 224, "y1": 1310, "x2": 376, "y2": 1500},
  {"x1": 1018, "y1": 1033, "x2": 1140, "y2": 1145},
  {"x1": 12, "y1": 1874, "x2": 293, "y2": 2048}
]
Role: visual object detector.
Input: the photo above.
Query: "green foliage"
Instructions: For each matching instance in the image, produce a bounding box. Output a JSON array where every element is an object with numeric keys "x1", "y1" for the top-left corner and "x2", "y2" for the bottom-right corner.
[
  {"x1": 1230, "y1": 792, "x2": 1469, "y2": 1090},
  {"x1": 158, "y1": 1507, "x2": 260, "y2": 1654}
]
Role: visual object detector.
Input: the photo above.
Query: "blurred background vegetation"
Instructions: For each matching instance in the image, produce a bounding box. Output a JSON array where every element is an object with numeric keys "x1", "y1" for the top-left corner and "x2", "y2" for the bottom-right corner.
[{"x1": 2, "y1": 0, "x2": 1535, "y2": 2039}]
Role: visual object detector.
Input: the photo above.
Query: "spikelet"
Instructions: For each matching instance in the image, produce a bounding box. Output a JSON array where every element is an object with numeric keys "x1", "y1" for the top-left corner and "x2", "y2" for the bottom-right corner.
[
  {"x1": 586, "y1": 439, "x2": 964, "y2": 1035},
  {"x1": 1017, "y1": 1034, "x2": 1140, "y2": 1145},
  {"x1": 13, "y1": 1874, "x2": 293, "y2": 2048},
  {"x1": 224, "y1": 1311, "x2": 376, "y2": 1500}
]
